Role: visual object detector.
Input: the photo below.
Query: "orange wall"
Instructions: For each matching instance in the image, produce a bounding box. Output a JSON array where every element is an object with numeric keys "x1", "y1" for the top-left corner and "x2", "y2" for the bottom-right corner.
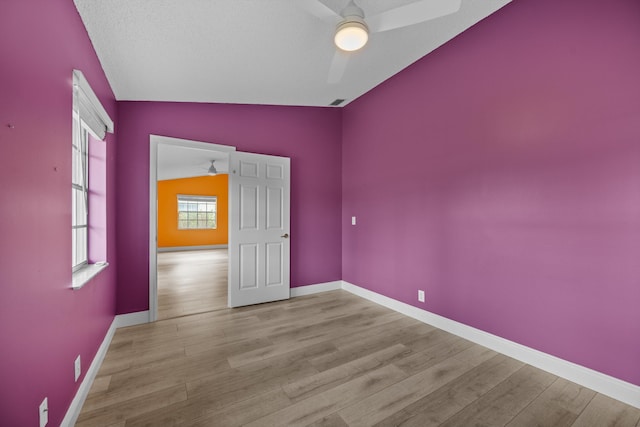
[{"x1": 158, "y1": 175, "x2": 228, "y2": 247}]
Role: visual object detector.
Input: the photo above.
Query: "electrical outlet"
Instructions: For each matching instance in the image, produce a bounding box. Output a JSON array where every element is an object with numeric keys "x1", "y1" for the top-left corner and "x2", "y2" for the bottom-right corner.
[
  {"x1": 418, "y1": 290, "x2": 425, "y2": 303},
  {"x1": 74, "y1": 355, "x2": 81, "y2": 382},
  {"x1": 351, "y1": 216, "x2": 356, "y2": 225},
  {"x1": 39, "y1": 397, "x2": 48, "y2": 427}
]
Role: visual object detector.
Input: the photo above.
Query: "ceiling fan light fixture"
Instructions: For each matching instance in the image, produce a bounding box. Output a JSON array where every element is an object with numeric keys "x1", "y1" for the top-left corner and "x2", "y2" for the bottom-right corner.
[
  {"x1": 207, "y1": 160, "x2": 218, "y2": 176},
  {"x1": 334, "y1": 19, "x2": 368, "y2": 52}
]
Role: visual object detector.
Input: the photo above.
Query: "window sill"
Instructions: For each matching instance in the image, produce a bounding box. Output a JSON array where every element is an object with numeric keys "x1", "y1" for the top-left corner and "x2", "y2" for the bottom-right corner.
[{"x1": 72, "y1": 261, "x2": 108, "y2": 290}]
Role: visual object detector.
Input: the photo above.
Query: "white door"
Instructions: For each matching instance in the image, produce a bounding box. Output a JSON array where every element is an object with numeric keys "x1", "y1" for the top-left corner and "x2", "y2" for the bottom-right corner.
[{"x1": 228, "y1": 151, "x2": 291, "y2": 307}]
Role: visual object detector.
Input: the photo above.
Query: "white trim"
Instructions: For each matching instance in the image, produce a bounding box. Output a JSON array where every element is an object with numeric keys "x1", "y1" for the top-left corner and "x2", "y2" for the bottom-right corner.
[
  {"x1": 150, "y1": 135, "x2": 236, "y2": 322},
  {"x1": 341, "y1": 281, "x2": 640, "y2": 409},
  {"x1": 71, "y1": 262, "x2": 108, "y2": 290},
  {"x1": 114, "y1": 311, "x2": 150, "y2": 328},
  {"x1": 150, "y1": 140, "x2": 159, "y2": 322},
  {"x1": 157, "y1": 245, "x2": 228, "y2": 253},
  {"x1": 290, "y1": 281, "x2": 343, "y2": 297},
  {"x1": 61, "y1": 319, "x2": 117, "y2": 427},
  {"x1": 72, "y1": 70, "x2": 114, "y2": 134},
  {"x1": 61, "y1": 310, "x2": 150, "y2": 426},
  {"x1": 152, "y1": 135, "x2": 237, "y2": 152}
]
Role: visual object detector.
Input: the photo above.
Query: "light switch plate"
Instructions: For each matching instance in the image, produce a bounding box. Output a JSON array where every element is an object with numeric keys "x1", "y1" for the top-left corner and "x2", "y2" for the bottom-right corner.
[{"x1": 351, "y1": 216, "x2": 356, "y2": 225}]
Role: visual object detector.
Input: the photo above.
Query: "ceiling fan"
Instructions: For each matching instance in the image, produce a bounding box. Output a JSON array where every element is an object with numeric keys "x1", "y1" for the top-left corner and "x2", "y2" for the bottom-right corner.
[
  {"x1": 192, "y1": 159, "x2": 227, "y2": 177},
  {"x1": 300, "y1": 0, "x2": 462, "y2": 83},
  {"x1": 207, "y1": 160, "x2": 218, "y2": 175},
  {"x1": 198, "y1": 160, "x2": 218, "y2": 176}
]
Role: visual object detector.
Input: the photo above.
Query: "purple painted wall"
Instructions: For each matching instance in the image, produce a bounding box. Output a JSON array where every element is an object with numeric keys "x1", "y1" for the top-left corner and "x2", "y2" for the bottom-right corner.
[
  {"x1": 1, "y1": 0, "x2": 638, "y2": 422},
  {"x1": 0, "y1": 1, "x2": 118, "y2": 425},
  {"x1": 116, "y1": 102, "x2": 342, "y2": 314},
  {"x1": 342, "y1": 0, "x2": 640, "y2": 385}
]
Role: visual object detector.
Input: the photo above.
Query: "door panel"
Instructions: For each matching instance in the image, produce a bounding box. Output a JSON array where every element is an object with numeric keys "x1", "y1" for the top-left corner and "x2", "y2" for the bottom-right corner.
[
  {"x1": 240, "y1": 185, "x2": 258, "y2": 229},
  {"x1": 240, "y1": 160, "x2": 259, "y2": 177},
  {"x1": 229, "y1": 152, "x2": 290, "y2": 307},
  {"x1": 239, "y1": 243, "x2": 258, "y2": 289},
  {"x1": 266, "y1": 164, "x2": 284, "y2": 179},
  {"x1": 266, "y1": 187, "x2": 283, "y2": 229},
  {"x1": 266, "y1": 242, "x2": 283, "y2": 287}
]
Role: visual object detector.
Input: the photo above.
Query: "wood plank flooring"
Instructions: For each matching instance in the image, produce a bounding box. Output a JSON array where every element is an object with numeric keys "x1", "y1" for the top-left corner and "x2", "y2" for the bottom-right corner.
[
  {"x1": 77, "y1": 290, "x2": 640, "y2": 426},
  {"x1": 157, "y1": 249, "x2": 228, "y2": 320}
]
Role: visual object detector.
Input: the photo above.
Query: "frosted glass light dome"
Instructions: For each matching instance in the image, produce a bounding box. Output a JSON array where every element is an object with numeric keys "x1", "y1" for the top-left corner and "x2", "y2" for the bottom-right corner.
[{"x1": 334, "y1": 20, "x2": 368, "y2": 51}]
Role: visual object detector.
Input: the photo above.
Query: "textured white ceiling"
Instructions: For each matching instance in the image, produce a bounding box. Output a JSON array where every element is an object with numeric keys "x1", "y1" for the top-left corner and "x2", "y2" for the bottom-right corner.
[{"x1": 74, "y1": 0, "x2": 511, "y2": 107}]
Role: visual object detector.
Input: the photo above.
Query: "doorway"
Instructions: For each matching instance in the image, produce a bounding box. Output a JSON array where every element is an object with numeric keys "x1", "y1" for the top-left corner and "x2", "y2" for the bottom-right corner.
[
  {"x1": 149, "y1": 135, "x2": 236, "y2": 322},
  {"x1": 149, "y1": 135, "x2": 292, "y2": 321}
]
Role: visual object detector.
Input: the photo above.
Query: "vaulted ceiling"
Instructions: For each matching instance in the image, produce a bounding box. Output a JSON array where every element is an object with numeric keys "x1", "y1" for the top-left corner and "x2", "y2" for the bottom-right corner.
[{"x1": 74, "y1": 0, "x2": 511, "y2": 107}]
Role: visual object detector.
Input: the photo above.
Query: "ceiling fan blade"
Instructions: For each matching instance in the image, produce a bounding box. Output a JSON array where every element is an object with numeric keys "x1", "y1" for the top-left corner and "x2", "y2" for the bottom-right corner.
[
  {"x1": 298, "y1": 0, "x2": 340, "y2": 21},
  {"x1": 367, "y1": 0, "x2": 462, "y2": 33},
  {"x1": 327, "y1": 50, "x2": 350, "y2": 84}
]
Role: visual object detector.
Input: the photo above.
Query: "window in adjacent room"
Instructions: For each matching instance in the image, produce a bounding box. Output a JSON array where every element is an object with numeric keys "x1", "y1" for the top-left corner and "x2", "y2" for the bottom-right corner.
[
  {"x1": 71, "y1": 70, "x2": 114, "y2": 288},
  {"x1": 177, "y1": 195, "x2": 217, "y2": 229}
]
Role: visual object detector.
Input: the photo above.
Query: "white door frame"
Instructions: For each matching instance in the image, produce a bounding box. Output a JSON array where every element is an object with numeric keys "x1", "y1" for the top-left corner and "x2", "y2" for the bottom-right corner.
[{"x1": 149, "y1": 135, "x2": 236, "y2": 322}]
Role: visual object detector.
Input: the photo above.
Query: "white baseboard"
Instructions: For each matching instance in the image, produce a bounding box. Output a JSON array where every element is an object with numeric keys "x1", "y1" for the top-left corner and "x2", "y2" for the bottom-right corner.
[
  {"x1": 114, "y1": 310, "x2": 150, "y2": 328},
  {"x1": 61, "y1": 310, "x2": 150, "y2": 426},
  {"x1": 291, "y1": 281, "x2": 342, "y2": 297},
  {"x1": 157, "y1": 245, "x2": 228, "y2": 253},
  {"x1": 61, "y1": 319, "x2": 117, "y2": 427},
  {"x1": 341, "y1": 281, "x2": 640, "y2": 409}
]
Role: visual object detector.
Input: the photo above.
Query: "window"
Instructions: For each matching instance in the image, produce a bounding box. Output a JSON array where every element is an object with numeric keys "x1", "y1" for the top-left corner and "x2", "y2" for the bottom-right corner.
[
  {"x1": 72, "y1": 118, "x2": 89, "y2": 270},
  {"x1": 178, "y1": 195, "x2": 217, "y2": 229},
  {"x1": 71, "y1": 70, "x2": 114, "y2": 287}
]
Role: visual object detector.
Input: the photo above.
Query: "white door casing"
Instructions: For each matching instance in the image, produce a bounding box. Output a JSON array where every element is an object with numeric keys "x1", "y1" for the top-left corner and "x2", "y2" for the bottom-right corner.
[{"x1": 228, "y1": 152, "x2": 291, "y2": 307}]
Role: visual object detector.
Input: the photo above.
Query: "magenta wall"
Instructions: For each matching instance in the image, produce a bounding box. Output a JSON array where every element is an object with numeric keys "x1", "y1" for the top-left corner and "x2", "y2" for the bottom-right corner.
[
  {"x1": 0, "y1": 1, "x2": 118, "y2": 425},
  {"x1": 116, "y1": 102, "x2": 342, "y2": 314},
  {"x1": 342, "y1": 0, "x2": 640, "y2": 385},
  {"x1": 2, "y1": 1, "x2": 638, "y2": 424}
]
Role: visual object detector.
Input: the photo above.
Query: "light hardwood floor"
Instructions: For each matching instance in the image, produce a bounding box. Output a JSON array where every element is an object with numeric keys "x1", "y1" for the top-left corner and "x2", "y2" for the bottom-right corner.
[
  {"x1": 77, "y1": 291, "x2": 640, "y2": 426},
  {"x1": 157, "y1": 249, "x2": 228, "y2": 320}
]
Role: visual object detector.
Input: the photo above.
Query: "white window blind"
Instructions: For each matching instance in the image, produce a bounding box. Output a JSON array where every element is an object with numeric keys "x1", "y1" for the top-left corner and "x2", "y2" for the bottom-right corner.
[{"x1": 72, "y1": 70, "x2": 114, "y2": 140}]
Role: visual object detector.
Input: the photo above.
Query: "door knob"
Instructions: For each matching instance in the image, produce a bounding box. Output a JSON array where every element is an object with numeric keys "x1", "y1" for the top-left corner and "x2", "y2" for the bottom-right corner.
[{"x1": 281, "y1": 233, "x2": 289, "y2": 238}]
